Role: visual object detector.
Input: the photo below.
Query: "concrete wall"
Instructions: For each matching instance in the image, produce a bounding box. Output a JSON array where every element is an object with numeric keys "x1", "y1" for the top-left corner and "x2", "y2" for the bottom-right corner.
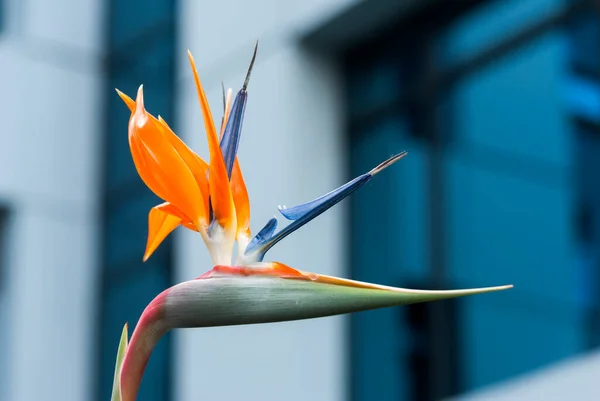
[
  {"x1": 0, "y1": 0, "x2": 102, "y2": 400},
  {"x1": 173, "y1": 1, "x2": 357, "y2": 400},
  {"x1": 446, "y1": 349, "x2": 600, "y2": 401}
]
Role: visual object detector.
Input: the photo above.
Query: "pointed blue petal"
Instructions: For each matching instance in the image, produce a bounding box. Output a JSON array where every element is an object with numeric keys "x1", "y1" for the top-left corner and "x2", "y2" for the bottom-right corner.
[
  {"x1": 220, "y1": 90, "x2": 247, "y2": 177},
  {"x1": 219, "y1": 43, "x2": 257, "y2": 178},
  {"x1": 246, "y1": 151, "x2": 407, "y2": 261},
  {"x1": 278, "y1": 151, "x2": 407, "y2": 221},
  {"x1": 278, "y1": 174, "x2": 369, "y2": 221},
  {"x1": 247, "y1": 217, "x2": 278, "y2": 251}
]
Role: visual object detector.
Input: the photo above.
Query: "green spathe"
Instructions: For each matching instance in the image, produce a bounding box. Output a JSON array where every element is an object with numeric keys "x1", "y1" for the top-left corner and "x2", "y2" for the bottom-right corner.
[
  {"x1": 111, "y1": 323, "x2": 128, "y2": 401},
  {"x1": 111, "y1": 269, "x2": 512, "y2": 401},
  {"x1": 163, "y1": 274, "x2": 512, "y2": 328}
]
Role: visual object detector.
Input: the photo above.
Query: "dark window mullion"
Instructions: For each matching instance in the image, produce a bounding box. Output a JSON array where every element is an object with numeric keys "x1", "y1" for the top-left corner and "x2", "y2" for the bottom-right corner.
[
  {"x1": 96, "y1": 0, "x2": 178, "y2": 400},
  {"x1": 567, "y1": 3, "x2": 600, "y2": 348}
]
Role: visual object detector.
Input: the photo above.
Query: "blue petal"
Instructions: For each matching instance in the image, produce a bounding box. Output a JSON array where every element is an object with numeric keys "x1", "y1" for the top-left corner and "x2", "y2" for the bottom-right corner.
[
  {"x1": 220, "y1": 91, "x2": 247, "y2": 177},
  {"x1": 278, "y1": 151, "x2": 407, "y2": 221},
  {"x1": 219, "y1": 43, "x2": 257, "y2": 178},
  {"x1": 278, "y1": 174, "x2": 368, "y2": 221},
  {"x1": 246, "y1": 151, "x2": 407, "y2": 261},
  {"x1": 247, "y1": 217, "x2": 278, "y2": 251}
]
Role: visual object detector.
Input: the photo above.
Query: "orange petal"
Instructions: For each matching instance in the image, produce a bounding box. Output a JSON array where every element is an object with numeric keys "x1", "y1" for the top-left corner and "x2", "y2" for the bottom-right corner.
[
  {"x1": 231, "y1": 158, "x2": 250, "y2": 238},
  {"x1": 208, "y1": 263, "x2": 305, "y2": 278},
  {"x1": 144, "y1": 206, "x2": 182, "y2": 262},
  {"x1": 265, "y1": 263, "x2": 413, "y2": 290},
  {"x1": 118, "y1": 90, "x2": 167, "y2": 198},
  {"x1": 127, "y1": 86, "x2": 206, "y2": 229},
  {"x1": 129, "y1": 127, "x2": 172, "y2": 201},
  {"x1": 158, "y1": 116, "x2": 210, "y2": 220},
  {"x1": 187, "y1": 51, "x2": 236, "y2": 232},
  {"x1": 116, "y1": 89, "x2": 136, "y2": 112},
  {"x1": 213, "y1": 261, "x2": 405, "y2": 290},
  {"x1": 155, "y1": 202, "x2": 198, "y2": 231},
  {"x1": 119, "y1": 89, "x2": 179, "y2": 202},
  {"x1": 117, "y1": 89, "x2": 211, "y2": 223},
  {"x1": 265, "y1": 262, "x2": 447, "y2": 291}
]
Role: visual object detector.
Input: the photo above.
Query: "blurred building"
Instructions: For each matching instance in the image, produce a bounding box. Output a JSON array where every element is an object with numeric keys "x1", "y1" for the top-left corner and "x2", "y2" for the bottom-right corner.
[
  {"x1": 0, "y1": 0, "x2": 103, "y2": 400},
  {"x1": 446, "y1": 348, "x2": 600, "y2": 401},
  {"x1": 1, "y1": 0, "x2": 599, "y2": 400}
]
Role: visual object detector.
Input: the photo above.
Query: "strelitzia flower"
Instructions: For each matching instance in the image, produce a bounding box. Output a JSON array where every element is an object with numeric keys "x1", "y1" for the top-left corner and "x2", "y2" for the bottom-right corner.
[{"x1": 111, "y1": 44, "x2": 512, "y2": 401}]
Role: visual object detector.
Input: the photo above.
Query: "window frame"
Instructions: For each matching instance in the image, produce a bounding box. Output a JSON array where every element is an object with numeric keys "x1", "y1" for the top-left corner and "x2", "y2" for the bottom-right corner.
[{"x1": 343, "y1": 0, "x2": 600, "y2": 400}]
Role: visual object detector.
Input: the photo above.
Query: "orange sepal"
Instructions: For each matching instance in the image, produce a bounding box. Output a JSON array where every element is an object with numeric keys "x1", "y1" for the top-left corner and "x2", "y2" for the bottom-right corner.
[
  {"x1": 116, "y1": 89, "x2": 136, "y2": 112},
  {"x1": 118, "y1": 91, "x2": 170, "y2": 200},
  {"x1": 231, "y1": 158, "x2": 251, "y2": 237},
  {"x1": 128, "y1": 126, "x2": 170, "y2": 199},
  {"x1": 155, "y1": 202, "x2": 198, "y2": 230},
  {"x1": 187, "y1": 51, "x2": 236, "y2": 233},
  {"x1": 125, "y1": 86, "x2": 206, "y2": 230},
  {"x1": 157, "y1": 116, "x2": 210, "y2": 220},
  {"x1": 144, "y1": 206, "x2": 182, "y2": 262},
  {"x1": 237, "y1": 262, "x2": 400, "y2": 290},
  {"x1": 205, "y1": 263, "x2": 306, "y2": 278},
  {"x1": 116, "y1": 89, "x2": 210, "y2": 223}
]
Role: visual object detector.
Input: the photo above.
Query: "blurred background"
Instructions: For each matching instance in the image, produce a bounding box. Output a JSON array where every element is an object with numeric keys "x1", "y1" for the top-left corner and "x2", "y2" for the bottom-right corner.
[{"x1": 0, "y1": 0, "x2": 599, "y2": 400}]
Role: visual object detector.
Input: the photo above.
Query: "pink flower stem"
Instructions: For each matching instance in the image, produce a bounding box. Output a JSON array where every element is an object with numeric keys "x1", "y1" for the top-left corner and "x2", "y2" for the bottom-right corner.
[{"x1": 119, "y1": 290, "x2": 170, "y2": 401}]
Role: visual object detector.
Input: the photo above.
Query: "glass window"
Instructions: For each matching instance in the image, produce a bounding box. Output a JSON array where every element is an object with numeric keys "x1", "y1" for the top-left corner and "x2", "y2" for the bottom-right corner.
[
  {"x1": 109, "y1": 0, "x2": 175, "y2": 49},
  {"x1": 445, "y1": 33, "x2": 573, "y2": 300},
  {"x1": 106, "y1": 33, "x2": 176, "y2": 190},
  {"x1": 349, "y1": 98, "x2": 432, "y2": 401},
  {"x1": 98, "y1": 266, "x2": 172, "y2": 401},
  {"x1": 104, "y1": 190, "x2": 159, "y2": 269},
  {"x1": 442, "y1": 0, "x2": 563, "y2": 67},
  {"x1": 449, "y1": 33, "x2": 570, "y2": 166},
  {"x1": 98, "y1": 0, "x2": 176, "y2": 399},
  {"x1": 347, "y1": 55, "x2": 403, "y2": 120},
  {"x1": 351, "y1": 116, "x2": 430, "y2": 284},
  {"x1": 566, "y1": 75, "x2": 600, "y2": 123},
  {"x1": 567, "y1": 10, "x2": 600, "y2": 74},
  {"x1": 346, "y1": 0, "x2": 597, "y2": 399},
  {"x1": 568, "y1": 7, "x2": 600, "y2": 347}
]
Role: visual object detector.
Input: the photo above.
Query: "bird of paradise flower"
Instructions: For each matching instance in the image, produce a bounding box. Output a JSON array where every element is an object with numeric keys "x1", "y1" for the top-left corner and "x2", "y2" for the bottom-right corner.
[{"x1": 110, "y1": 43, "x2": 512, "y2": 401}]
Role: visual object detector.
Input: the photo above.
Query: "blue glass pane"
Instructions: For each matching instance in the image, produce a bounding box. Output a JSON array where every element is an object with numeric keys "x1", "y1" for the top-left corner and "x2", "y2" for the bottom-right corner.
[
  {"x1": 443, "y1": 5, "x2": 587, "y2": 394},
  {"x1": 351, "y1": 117, "x2": 429, "y2": 283},
  {"x1": 101, "y1": 1, "x2": 176, "y2": 400},
  {"x1": 350, "y1": 116, "x2": 427, "y2": 401},
  {"x1": 461, "y1": 294, "x2": 582, "y2": 389},
  {"x1": 567, "y1": 12, "x2": 600, "y2": 74},
  {"x1": 106, "y1": 90, "x2": 138, "y2": 189},
  {"x1": 99, "y1": 266, "x2": 171, "y2": 401},
  {"x1": 347, "y1": 57, "x2": 402, "y2": 120},
  {"x1": 347, "y1": 1, "x2": 596, "y2": 399},
  {"x1": 106, "y1": 79, "x2": 174, "y2": 189},
  {"x1": 346, "y1": 42, "x2": 421, "y2": 122},
  {"x1": 451, "y1": 33, "x2": 569, "y2": 167},
  {"x1": 107, "y1": 34, "x2": 176, "y2": 190},
  {"x1": 566, "y1": 75, "x2": 600, "y2": 123},
  {"x1": 575, "y1": 127, "x2": 600, "y2": 311},
  {"x1": 443, "y1": 0, "x2": 563, "y2": 66},
  {"x1": 105, "y1": 191, "x2": 161, "y2": 268},
  {"x1": 445, "y1": 152, "x2": 575, "y2": 305},
  {"x1": 577, "y1": 129, "x2": 600, "y2": 216},
  {"x1": 445, "y1": 151, "x2": 579, "y2": 388},
  {"x1": 109, "y1": 0, "x2": 174, "y2": 49},
  {"x1": 111, "y1": 28, "x2": 176, "y2": 77}
]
